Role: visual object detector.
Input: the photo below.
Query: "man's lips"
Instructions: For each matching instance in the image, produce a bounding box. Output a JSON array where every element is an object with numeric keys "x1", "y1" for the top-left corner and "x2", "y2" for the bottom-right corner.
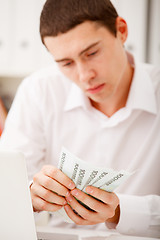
[{"x1": 86, "y1": 83, "x2": 105, "y2": 94}]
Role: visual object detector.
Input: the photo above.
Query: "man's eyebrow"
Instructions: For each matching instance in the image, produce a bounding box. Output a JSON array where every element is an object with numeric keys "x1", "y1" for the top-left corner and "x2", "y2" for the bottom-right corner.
[
  {"x1": 79, "y1": 41, "x2": 100, "y2": 56},
  {"x1": 55, "y1": 41, "x2": 100, "y2": 63}
]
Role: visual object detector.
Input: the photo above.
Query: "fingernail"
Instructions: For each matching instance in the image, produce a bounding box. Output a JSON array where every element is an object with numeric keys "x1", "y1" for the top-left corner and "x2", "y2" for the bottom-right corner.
[
  {"x1": 68, "y1": 182, "x2": 75, "y2": 189},
  {"x1": 85, "y1": 186, "x2": 93, "y2": 194},
  {"x1": 71, "y1": 189, "x2": 79, "y2": 196}
]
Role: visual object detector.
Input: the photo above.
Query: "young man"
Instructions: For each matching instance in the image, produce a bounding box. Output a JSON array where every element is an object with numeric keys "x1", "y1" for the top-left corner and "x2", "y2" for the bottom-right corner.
[{"x1": 0, "y1": 0, "x2": 160, "y2": 238}]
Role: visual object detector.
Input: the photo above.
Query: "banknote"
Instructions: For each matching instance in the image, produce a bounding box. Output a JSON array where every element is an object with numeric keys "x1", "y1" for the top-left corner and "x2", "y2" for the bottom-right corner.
[{"x1": 54, "y1": 147, "x2": 133, "y2": 223}]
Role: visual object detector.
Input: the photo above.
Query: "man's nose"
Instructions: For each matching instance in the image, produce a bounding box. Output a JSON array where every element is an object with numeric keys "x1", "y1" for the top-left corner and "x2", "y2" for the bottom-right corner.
[{"x1": 77, "y1": 62, "x2": 96, "y2": 83}]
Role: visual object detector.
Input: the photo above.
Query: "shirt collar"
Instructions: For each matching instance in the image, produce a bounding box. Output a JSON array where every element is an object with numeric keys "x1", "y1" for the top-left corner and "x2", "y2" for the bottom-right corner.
[
  {"x1": 126, "y1": 58, "x2": 157, "y2": 115},
  {"x1": 64, "y1": 83, "x2": 91, "y2": 111},
  {"x1": 64, "y1": 55, "x2": 157, "y2": 115}
]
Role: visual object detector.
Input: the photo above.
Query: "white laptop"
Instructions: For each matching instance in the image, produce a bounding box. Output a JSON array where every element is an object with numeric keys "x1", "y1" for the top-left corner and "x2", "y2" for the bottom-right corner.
[{"x1": 0, "y1": 150, "x2": 79, "y2": 240}]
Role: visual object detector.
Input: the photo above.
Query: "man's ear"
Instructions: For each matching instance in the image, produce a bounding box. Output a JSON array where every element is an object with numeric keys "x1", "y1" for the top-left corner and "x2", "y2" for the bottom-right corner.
[{"x1": 116, "y1": 17, "x2": 128, "y2": 44}]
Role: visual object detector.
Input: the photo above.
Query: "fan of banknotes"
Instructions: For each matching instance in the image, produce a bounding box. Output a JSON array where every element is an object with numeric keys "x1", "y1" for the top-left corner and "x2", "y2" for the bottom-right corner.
[{"x1": 54, "y1": 147, "x2": 132, "y2": 223}]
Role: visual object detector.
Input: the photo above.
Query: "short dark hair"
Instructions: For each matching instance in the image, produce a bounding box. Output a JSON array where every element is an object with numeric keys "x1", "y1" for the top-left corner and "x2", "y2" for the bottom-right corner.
[{"x1": 40, "y1": 0, "x2": 118, "y2": 44}]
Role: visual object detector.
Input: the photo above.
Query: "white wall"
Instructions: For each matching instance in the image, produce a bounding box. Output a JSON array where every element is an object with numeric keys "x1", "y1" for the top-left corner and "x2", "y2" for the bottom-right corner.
[
  {"x1": 111, "y1": 0, "x2": 160, "y2": 66},
  {"x1": 147, "y1": 0, "x2": 160, "y2": 66}
]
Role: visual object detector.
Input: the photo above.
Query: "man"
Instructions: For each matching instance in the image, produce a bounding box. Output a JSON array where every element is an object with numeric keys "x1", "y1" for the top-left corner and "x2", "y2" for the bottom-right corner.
[{"x1": 0, "y1": 0, "x2": 160, "y2": 238}]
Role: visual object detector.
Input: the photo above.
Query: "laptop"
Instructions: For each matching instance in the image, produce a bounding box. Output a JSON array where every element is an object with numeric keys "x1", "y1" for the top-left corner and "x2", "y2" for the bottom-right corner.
[{"x1": 0, "y1": 150, "x2": 79, "y2": 240}]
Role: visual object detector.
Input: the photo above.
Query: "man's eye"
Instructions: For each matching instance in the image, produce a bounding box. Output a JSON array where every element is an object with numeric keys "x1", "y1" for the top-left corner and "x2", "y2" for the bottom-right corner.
[
  {"x1": 88, "y1": 50, "x2": 98, "y2": 57},
  {"x1": 63, "y1": 62, "x2": 72, "y2": 67}
]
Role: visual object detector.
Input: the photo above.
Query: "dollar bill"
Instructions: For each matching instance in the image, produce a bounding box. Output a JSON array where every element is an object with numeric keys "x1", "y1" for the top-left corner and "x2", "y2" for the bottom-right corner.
[{"x1": 54, "y1": 147, "x2": 133, "y2": 223}]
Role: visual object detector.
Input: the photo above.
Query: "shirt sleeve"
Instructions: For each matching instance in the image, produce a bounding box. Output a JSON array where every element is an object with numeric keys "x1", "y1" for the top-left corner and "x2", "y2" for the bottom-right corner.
[
  {"x1": 115, "y1": 194, "x2": 160, "y2": 238},
  {"x1": 0, "y1": 77, "x2": 46, "y2": 182}
]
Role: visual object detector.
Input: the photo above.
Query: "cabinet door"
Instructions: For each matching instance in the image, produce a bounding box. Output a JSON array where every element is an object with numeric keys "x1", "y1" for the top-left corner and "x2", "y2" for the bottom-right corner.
[
  {"x1": 0, "y1": 0, "x2": 53, "y2": 76},
  {"x1": 13, "y1": 0, "x2": 53, "y2": 74},
  {"x1": 0, "y1": 0, "x2": 11, "y2": 74},
  {"x1": 11, "y1": 0, "x2": 38, "y2": 75},
  {"x1": 33, "y1": 0, "x2": 54, "y2": 70}
]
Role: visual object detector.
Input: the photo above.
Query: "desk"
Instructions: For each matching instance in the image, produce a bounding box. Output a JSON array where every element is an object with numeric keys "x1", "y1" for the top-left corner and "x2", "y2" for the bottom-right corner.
[{"x1": 36, "y1": 226, "x2": 159, "y2": 240}]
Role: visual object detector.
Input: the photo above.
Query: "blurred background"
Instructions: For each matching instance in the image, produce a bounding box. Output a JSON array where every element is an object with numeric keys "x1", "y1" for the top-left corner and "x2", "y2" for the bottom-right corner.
[{"x1": 0, "y1": 0, "x2": 160, "y2": 134}]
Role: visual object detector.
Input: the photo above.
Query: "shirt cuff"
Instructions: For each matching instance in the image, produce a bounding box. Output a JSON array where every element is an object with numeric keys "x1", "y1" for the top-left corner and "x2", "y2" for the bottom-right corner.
[{"x1": 116, "y1": 194, "x2": 150, "y2": 236}]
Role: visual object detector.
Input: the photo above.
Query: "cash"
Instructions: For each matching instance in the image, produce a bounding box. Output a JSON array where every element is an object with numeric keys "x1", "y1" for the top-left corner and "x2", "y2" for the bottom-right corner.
[{"x1": 54, "y1": 147, "x2": 132, "y2": 223}]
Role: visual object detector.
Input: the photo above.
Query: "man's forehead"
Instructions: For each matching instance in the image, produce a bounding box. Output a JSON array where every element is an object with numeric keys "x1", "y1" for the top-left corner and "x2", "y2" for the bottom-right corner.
[
  {"x1": 54, "y1": 41, "x2": 101, "y2": 63},
  {"x1": 44, "y1": 22, "x2": 107, "y2": 59}
]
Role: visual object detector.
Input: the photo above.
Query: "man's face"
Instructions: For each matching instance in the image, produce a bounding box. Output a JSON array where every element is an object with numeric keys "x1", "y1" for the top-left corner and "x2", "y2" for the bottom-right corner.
[{"x1": 44, "y1": 20, "x2": 129, "y2": 106}]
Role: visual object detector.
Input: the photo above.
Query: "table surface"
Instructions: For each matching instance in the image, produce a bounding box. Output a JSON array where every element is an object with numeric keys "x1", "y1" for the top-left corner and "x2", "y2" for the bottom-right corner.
[{"x1": 36, "y1": 226, "x2": 159, "y2": 240}]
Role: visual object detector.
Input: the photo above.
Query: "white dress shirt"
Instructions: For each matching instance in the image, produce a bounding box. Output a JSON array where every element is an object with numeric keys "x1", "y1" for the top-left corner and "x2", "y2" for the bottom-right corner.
[{"x1": 0, "y1": 57, "x2": 160, "y2": 238}]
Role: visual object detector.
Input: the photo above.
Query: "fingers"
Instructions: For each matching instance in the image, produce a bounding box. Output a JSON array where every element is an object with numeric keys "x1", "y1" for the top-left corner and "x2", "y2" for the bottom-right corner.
[
  {"x1": 31, "y1": 194, "x2": 63, "y2": 212},
  {"x1": 85, "y1": 186, "x2": 119, "y2": 207},
  {"x1": 70, "y1": 189, "x2": 113, "y2": 220},
  {"x1": 33, "y1": 165, "x2": 75, "y2": 197},
  {"x1": 31, "y1": 183, "x2": 67, "y2": 205},
  {"x1": 64, "y1": 199, "x2": 95, "y2": 225},
  {"x1": 64, "y1": 187, "x2": 119, "y2": 224},
  {"x1": 30, "y1": 165, "x2": 76, "y2": 212},
  {"x1": 30, "y1": 164, "x2": 120, "y2": 225},
  {"x1": 33, "y1": 172, "x2": 70, "y2": 197},
  {"x1": 42, "y1": 165, "x2": 75, "y2": 190}
]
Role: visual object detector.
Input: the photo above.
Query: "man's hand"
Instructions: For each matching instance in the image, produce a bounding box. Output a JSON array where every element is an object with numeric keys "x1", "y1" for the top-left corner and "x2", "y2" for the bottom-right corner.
[
  {"x1": 30, "y1": 165, "x2": 75, "y2": 212},
  {"x1": 64, "y1": 186, "x2": 120, "y2": 226}
]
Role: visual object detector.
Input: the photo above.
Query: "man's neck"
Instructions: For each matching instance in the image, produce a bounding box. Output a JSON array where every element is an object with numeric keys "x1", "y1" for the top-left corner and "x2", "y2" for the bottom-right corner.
[{"x1": 91, "y1": 63, "x2": 134, "y2": 117}]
